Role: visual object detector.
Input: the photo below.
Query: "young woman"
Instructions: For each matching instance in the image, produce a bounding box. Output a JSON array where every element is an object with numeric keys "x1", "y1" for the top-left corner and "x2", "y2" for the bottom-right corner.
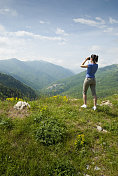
[{"x1": 80, "y1": 54, "x2": 98, "y2": 110}]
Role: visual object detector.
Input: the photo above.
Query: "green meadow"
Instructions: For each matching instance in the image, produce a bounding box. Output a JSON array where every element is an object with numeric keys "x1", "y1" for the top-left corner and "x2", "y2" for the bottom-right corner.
[{"x1": 0, "y1": 94, "x2": 118, "y2": 176}]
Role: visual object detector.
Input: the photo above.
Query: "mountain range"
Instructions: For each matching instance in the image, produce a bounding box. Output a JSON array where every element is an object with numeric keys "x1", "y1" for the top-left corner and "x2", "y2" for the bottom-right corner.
[
  {"x1": 0, "y1": 58, "x2": 74, "y2": 90},
  {"x1": 43, "y1": 64, "x2": 118, "y2": 98},
  {"x1": 0, "y1": 58, "x2": 117, "y2": 99}
]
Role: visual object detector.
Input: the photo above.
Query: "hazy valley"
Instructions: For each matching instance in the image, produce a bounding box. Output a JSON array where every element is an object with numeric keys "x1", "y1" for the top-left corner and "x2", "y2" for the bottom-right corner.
[{"x1": 0, "y1": 58, "x2": 117, "y2": 100}]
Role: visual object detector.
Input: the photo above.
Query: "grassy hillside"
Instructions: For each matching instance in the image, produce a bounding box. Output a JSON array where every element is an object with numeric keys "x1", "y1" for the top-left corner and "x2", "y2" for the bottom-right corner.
[
  {"x1": 0, "y1": 73, "x2": 37, "y2": 100},
  {"x1": 0, "y1": 83, "x2": 22, "y2": 100},
  {"x1": 43, "y1": 64, "x2": 118, "y2": 98},
  {"x1": 0, "y1": 59, "x2": 74, "y2": 90},
  {"x1": 0, "y1": 94, "x2": 117, "y2": 176}
]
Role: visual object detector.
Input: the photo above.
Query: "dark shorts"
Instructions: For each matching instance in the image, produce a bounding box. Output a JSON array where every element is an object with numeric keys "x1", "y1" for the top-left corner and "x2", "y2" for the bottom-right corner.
[{"x1": 83, "y1": 78, "x2": 96, "y2": 96}]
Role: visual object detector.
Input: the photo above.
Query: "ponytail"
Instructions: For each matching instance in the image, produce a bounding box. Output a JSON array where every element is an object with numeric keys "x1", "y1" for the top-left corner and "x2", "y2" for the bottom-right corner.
[{"x1": 91, "y1": 54, "x2": 98, "y2": 63}]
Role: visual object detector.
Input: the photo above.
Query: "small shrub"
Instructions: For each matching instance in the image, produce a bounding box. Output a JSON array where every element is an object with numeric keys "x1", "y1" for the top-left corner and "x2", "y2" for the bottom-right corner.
[
  {"x1": 33, "y1": 113, "x2": 44, "y2": 123},
  {"x1": 35, "y1": 118, "x2": 67, "y2": 145},
  {"x1": 48, "y1": 159, "x2": 76, "y2": 176},
  {"x1": 98, "y1": 105, "x2": 110, "y2": 113},
  {"x1": 0, "y1": 118, "x2": 14, "y2": 130},
  {"x1": 103, "y1": 121, "x2": 118, "y2": 135},
  {"x1": 30, "y1": 101, "x2": 40, "y2": 110},
  {"x1": 34, "y1": 106, "x2": 50, "y2": 123}
]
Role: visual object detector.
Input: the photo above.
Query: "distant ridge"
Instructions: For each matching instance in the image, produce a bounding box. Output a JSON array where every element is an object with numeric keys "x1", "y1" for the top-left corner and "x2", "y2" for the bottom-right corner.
[
  {"x1": 0, "y1": 58, "x2": 74, "y2": 90},
  {"x1": 42, "y1": 64, "x2": 118, "y2": 98},
  {"x1": 0, "y1": 72, "x2": 37, "y2": 99}
]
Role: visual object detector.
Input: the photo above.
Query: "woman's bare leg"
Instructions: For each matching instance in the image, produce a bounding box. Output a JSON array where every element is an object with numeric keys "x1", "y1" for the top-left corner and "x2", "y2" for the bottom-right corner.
[
  {"x1": 93, "y1": 95, "x2": 97, "y2": 107},
  {"x1": 83, "y1": 94, "x2": 87, "y2": 105}
]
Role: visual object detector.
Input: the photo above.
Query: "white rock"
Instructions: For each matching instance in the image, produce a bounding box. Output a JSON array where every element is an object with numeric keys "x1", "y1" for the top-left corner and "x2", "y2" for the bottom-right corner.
[
  {"x1": 14, "y1": 101, "x2": 22, "y2": 109},
  {"x1": 103, "y1": 129, "x2": 108, "y2": 133},
  {"x1": 100, "y1": 100, "x2": 112, "y2": 107},
  {"x1": 97, "y1": 126, "x2": 103, "y2": 132},
  {"x1": 14, "y1": 101, "x2": 30, "y2": 110},
  {"x1": 94, "y1": 166, "x2": 101, "y2": 170},
  {"x1": 86, "y1": 165, "x2": 90, "y2": 169}
]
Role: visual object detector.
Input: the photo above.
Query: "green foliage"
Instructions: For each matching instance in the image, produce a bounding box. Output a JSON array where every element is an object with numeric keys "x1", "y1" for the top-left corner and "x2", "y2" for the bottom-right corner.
[
  {"x1": 0, "y1": 117, "x2": 13, "y2": 130},
  {"x1": 0, "y1": 83, "x2": 22, "y2": 100},
  {"x1": 35, "y1": 117, "x2": 67, "y2": 145},
  {"x1": 33, "y1": 106, "x2": 50, "y2": 123},
  {"x1": 48, "y1": 159, "x2": 76, "y2": 176},
  {"x1": 103, "y1": 121, "x2": 118, "y2": 135},
  {"x1": 0, "y1": 73, "x2": 37, "y2": 100}
]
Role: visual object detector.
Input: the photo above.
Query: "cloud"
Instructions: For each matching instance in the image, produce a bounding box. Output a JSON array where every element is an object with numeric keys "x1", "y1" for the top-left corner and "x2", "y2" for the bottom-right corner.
[
  {"x1": 103, "y1": 27, "x2": 113, "y2": 33},
  {"x1": 26, "y1": 25, "x2": 32, "y2": 29},
  {"x1": 40, "y1": 20, "x2": 45, "y2": 24},
  {"x1": 73, "y1": 17, "x2": 105, "y2": 28},
  {"x1": 56, "y1": 28, "x2": 68, "y2": 36},
  {"x1": 9, "y1": 30, "x2": 65, "y2": 41},
  {"x1": 73, "y1": 18, "x2": 97, "y2": 25},
  {"x1": 0, "y1": 8, "x2": 17, "y2": 16},
  {"x1": 0, "y1": 24, "x2": 67, "y2": 61},
  {"x1": 108, "y1": 47, "x2": 118, "y2": 55},
  {"x1": 13, "y1": 31, "x2": 34, "y2": 37},
  {"x1": 109, "y1": 17, "x2": 118, "y2": 24},
  {"x1": 0, "y1": 48, "x2": 16, "y2": 55},
  {"x1": 95, "y1": 17, "x2": 105, "y2": 24},
  {"x1": 0, "y1": 24, "x2": 6, "y2": 33},
  {"x1": 58, "y1": 41, "x2": 66, "y2": 45},
  {"x1": 0, "y1": 36, "x2": 10, "y2": 46},
  {"x1": 42, "y1": 57, "x2": 63, "y2": 65},
  {"x1": 89, "y1": 45, "x2": 101, "y2": 53},
  {"x1": 39, "y1": 20, "x2": 49, "y2": 24}
]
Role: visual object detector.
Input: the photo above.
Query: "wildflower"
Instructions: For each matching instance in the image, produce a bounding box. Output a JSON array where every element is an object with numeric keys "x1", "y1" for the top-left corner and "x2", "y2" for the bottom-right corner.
[
  {"x1": 53, "y1": 96, "x2": 57, "y2": 98},
  {"x1": 39, "y1": 105, "x2": 48, "y2": 112},
  {"x1": 75, "y1": 134, "x2": 85, "y2": 149},
  {"x1": 63, "y1": 96, "x2": 68, "y2": 102},
  {"x1": 6, "y1": 97, "x2": 15, "y2": 101},
  {"x1": 6, "y1": 97, "x2": 23, "y2": 101},
  {"x1": 18, "y1": 98, "x2": 23, "y2": 101}
]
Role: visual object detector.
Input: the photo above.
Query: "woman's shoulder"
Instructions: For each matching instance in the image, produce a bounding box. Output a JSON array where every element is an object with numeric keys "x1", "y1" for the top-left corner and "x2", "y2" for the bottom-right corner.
[
  {"x1": 88, "y1": 63, "x2": 98, "y2": 67},
  {"x1": 88, "y1": 63, "x2": 93, "y2": 67}
]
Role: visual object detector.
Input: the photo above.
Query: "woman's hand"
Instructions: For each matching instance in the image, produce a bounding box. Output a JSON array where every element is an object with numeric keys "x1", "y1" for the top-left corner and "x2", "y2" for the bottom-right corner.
[
  {"x1": 80, "y1": 57, "x2": 89, "y2": 68},
  {"x1": 86, "y1": 57, "x2": 90, "y2": 61}
]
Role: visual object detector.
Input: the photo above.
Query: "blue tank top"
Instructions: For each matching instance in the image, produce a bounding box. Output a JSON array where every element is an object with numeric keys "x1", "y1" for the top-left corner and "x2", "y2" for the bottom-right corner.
[{"x1": 86, "y1": 63, "x2": 98, "y2": 78}]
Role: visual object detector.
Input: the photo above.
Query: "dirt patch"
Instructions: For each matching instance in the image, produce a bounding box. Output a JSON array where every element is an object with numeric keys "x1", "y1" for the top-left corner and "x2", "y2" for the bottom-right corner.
[
  {"x1": 8, "y1": 107, "x2": 30, "y2": 119},
  {"x1": 69, "y1": 98, "x2": 79, "y2": 101},
  {"x1": 72, "y1": 104, "x2": 78, "y2": 107},
  {"x1": 100, "y1": 100, "x2": 112, "y2": 107}
]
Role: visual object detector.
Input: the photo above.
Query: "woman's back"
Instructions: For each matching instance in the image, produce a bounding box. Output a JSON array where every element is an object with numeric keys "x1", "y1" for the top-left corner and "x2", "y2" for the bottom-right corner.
[{"x1": 86, "y1": 63, "x2": 98, "y2": 78}]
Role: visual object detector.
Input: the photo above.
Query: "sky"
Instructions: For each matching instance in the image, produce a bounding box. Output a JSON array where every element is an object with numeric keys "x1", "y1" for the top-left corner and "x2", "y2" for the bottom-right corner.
[{"x1": 0, "y1": 0, "x2": 118, "y2": 73}]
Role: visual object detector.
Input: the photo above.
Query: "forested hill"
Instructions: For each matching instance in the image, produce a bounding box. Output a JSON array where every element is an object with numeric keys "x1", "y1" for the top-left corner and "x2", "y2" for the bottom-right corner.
[
  {"x1": 0, "y1": 58, "x2": 74, "y2": 90},
  {"x1": 0, "y1": 73, "x2": 37, "y2": 99},
  {"x1": 43, "y1": 64, "x2": 118, "y2": 98}
]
